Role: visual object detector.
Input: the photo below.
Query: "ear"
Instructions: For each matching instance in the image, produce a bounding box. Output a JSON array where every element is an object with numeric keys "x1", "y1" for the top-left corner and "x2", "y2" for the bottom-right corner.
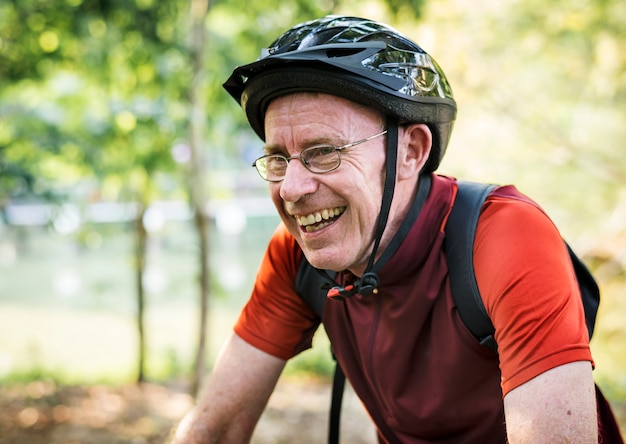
[{"x1": 397, "y1": 123, "x2": 432, "y2": 180}]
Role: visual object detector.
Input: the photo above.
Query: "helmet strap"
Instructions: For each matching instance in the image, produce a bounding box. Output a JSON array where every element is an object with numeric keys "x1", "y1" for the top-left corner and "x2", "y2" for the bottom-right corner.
[
  {"x1": 360, "y1": 117, "x2": 398, "y2": 290},
  {"x1": 328, "y1": 118, "x2": 398, "y2": 299}
]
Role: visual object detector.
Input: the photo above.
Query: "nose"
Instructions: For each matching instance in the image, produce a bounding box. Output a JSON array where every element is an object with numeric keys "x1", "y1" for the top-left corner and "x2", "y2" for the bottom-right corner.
[{"x1": 278, "y1": 157, "x2": 318, "y2": 202}]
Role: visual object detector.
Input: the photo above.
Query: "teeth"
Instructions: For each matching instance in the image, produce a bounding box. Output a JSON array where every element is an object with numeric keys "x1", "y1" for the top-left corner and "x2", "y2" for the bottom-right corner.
[
  {"x1": 296, "y1": 207, "x2": 345, "y2": 229},
  {"x1": 305, "y1": 221, "x2": 331, "y2": 233}
]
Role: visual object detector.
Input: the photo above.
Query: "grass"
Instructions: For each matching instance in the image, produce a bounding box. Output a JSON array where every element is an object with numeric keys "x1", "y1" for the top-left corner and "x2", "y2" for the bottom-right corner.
[{"x1": 0, "y1": 300, "x2": 335, "y2": 387}]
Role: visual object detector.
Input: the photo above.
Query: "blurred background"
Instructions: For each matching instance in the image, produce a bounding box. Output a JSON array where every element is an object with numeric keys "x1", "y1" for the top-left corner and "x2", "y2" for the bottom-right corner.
[{"x1": 1, "y1": 0, "x2": 624, "y2": 442}]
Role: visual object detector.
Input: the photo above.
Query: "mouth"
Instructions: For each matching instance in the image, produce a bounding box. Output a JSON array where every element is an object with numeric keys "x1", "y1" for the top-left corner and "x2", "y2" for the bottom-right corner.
[{"x1": 294, "y1": 207, "x2": 346, "y2": 233}]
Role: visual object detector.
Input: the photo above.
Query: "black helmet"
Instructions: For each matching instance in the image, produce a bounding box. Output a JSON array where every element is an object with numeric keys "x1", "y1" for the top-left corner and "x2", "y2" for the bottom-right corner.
[{"x1": 223, "y1": 15, "x2": 457, "y2": 172}]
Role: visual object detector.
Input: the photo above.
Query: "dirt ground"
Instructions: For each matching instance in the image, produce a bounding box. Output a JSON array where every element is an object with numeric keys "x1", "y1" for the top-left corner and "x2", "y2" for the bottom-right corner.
[
  {"x1": 0, "y1": 378, "x2": 623, "y2": 443},
  {"x1": 0, "y1": 377, "x2": 376, "y2": 444}
]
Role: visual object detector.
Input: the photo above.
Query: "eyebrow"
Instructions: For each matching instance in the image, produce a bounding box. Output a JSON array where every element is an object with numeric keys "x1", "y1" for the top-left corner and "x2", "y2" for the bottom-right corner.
[
  {"x1": 262, "y1": 136, "x2": 341, "y2": 155},
  {"x1": 261, "y1": 144, "x2": 283, "y2": 155}
]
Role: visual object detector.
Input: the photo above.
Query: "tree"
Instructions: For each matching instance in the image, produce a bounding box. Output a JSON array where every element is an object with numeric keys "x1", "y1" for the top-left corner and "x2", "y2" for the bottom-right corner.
[
  {"x1": 187, "y1": 0, "x2": 211, "y2": 397},
  {"x1": 0, "y1": 0, "x2": 191, "y2": 383}
]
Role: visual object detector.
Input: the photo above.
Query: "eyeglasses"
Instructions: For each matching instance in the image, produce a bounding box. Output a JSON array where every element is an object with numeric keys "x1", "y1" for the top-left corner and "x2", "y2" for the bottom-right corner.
[{"x1": 252, "y1": 130, "x2": 387, "y2": 182}]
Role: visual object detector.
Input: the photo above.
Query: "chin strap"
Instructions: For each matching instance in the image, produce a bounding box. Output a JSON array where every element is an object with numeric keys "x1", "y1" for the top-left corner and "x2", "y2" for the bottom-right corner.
[{"x1": 328, "y1": 118, "x2": 399, "y2": 300}]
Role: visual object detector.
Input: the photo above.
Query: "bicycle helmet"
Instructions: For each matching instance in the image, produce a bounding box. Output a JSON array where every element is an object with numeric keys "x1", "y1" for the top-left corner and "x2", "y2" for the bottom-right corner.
[{"x1": 223, "y1": 15, "x2": 457, "y2": 172}]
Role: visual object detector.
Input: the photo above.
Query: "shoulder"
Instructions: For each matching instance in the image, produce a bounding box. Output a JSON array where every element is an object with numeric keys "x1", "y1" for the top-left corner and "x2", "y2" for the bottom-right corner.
[
  {"x1": 474, "y1": 186, "x2": 574, "y2": 310},
  {"x1": 235, "y1": 223, "x2": 319, "y2": 360},
  {"x1": 476, "y1": 186, "x2": 565, "y2": 259},
  {"x1": 474, "y1": 187, "x2": 591, "y2": 394}
]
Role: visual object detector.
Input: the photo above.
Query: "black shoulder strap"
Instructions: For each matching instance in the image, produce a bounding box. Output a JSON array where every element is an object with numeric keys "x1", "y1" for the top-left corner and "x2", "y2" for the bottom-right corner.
[
  {"x1": 446, "y1": 181, "x2": 498, "y2": 351},
  {"x1": 295, "y1": 257, "x2": 335, "y2": 318},
  {"x1": 565, "y1": 242, "x2": 600, "y2": 338},
  {"x1": 446, "y1": 181, "x2": 601, "y2": 350},
  {"x1": 295, "y1": 259, "x2": 342, "y2": 443}
]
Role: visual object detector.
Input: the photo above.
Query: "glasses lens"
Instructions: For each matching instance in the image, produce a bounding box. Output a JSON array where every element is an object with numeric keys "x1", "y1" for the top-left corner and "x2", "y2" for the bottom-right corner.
[
  {"x1": 259, "y1": 155, "x2": 288, "y2": 181},
  {"x1": 302, "y1": 145, "x2": 340, "y2": 173}
]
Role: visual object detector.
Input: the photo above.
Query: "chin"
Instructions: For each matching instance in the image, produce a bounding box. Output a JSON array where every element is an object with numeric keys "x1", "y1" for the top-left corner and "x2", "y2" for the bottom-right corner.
[{"x1": 302, "y1": 249, "x2": 351, "y2": 273}]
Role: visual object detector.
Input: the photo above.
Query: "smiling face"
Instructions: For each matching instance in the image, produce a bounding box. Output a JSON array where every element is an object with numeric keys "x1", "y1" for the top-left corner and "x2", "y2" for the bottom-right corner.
[{"x1": 264, "y1": 93, "x2": 392, "y2": 274}]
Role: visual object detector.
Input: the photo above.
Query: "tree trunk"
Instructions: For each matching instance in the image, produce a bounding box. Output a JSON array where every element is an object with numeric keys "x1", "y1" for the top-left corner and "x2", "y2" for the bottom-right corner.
[
  {"x1": 191, "y1": 206, "x2": 210, "y2": 396},
  {"x1": 188, "y1": 0, "x2": 211, "y2": 397},
  {"x1": 135, "y1": 204, "x2": 148, "y2": 384}
]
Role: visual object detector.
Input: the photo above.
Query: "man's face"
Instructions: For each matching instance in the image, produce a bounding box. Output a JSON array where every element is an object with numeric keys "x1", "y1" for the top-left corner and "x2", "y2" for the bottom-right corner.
[{"x1": 264, "y1": 93, "x2": 386, "y2": 274}]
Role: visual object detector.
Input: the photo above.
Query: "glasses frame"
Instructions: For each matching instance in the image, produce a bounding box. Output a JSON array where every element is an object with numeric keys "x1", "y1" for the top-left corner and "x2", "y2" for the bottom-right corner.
[{"x1": 252, "y1": 129, "x2": 388, "y2": 182}]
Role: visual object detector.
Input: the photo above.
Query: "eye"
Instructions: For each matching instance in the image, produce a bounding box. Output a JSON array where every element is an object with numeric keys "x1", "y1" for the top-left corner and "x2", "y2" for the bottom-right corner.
[
  {"x1": 312, "y1": 145, "x2": 336, "y2": 157},
  {"x1": 265, "y1": 155, "x2": 287, "y2": 170},
  {"x1": 303, "y1": 145, "x2": 340, "y2": 172}
]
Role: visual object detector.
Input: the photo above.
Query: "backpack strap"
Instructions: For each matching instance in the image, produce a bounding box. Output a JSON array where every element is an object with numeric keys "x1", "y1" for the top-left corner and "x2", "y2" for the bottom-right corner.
[
  {"x1": 295, "y1": 259, "x2": 341, "y2": 443},
  {"x1": 446, "y1": 181, "x2": 601, "y2": 349},
  {"x1": 565, "y1": 242, "x2": 600, "y2": 338},
  {"x1": 295, "y1": 257, "x2": 335, "y2": 318},
  {"x1": 328, "y1": 361, "x2": 345, "y2": 444},
  {"x1": 446, "y1": 181, "x2": 498, "y2": 351}
]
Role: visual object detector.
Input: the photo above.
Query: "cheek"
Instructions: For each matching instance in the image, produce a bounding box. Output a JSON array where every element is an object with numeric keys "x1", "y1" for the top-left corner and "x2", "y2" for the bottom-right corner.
[
  {"x1": 360, "y1": 163, "x2": 385, "y2": 201},
  {"x1": 347, "y1": 177, "x2": 384, "y2": 227}
]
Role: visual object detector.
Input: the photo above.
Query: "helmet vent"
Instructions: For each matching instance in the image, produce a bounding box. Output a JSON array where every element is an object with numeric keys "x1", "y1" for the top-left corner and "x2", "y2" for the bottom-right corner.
[{"x1": 325, "y1": 48, "x2": 364, "y2": 59}]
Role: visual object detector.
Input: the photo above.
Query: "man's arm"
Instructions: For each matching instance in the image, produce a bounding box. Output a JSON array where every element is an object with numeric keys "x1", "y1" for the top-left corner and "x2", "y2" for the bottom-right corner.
[
  {"x1": 503, "y1": 361, "x2": 597, "y2": 443},
  {"x1": 172, "y1": 332, "x2": 286, "y2": 444}
]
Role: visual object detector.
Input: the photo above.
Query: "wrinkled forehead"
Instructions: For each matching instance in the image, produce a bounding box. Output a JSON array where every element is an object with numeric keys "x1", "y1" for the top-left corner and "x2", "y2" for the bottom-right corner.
[{"x1": 264, "y1": 92, "x2": 385, "y2": 133}]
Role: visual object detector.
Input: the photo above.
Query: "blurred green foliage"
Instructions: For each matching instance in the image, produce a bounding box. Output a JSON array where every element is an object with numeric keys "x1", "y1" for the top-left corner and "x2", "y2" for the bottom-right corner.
[
  {"x1": 1, "y1": 0, "x2": 190, "y2": 203},
  {"x1": 0, "y1": 0, "x2": 429, "y2": 203}
]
